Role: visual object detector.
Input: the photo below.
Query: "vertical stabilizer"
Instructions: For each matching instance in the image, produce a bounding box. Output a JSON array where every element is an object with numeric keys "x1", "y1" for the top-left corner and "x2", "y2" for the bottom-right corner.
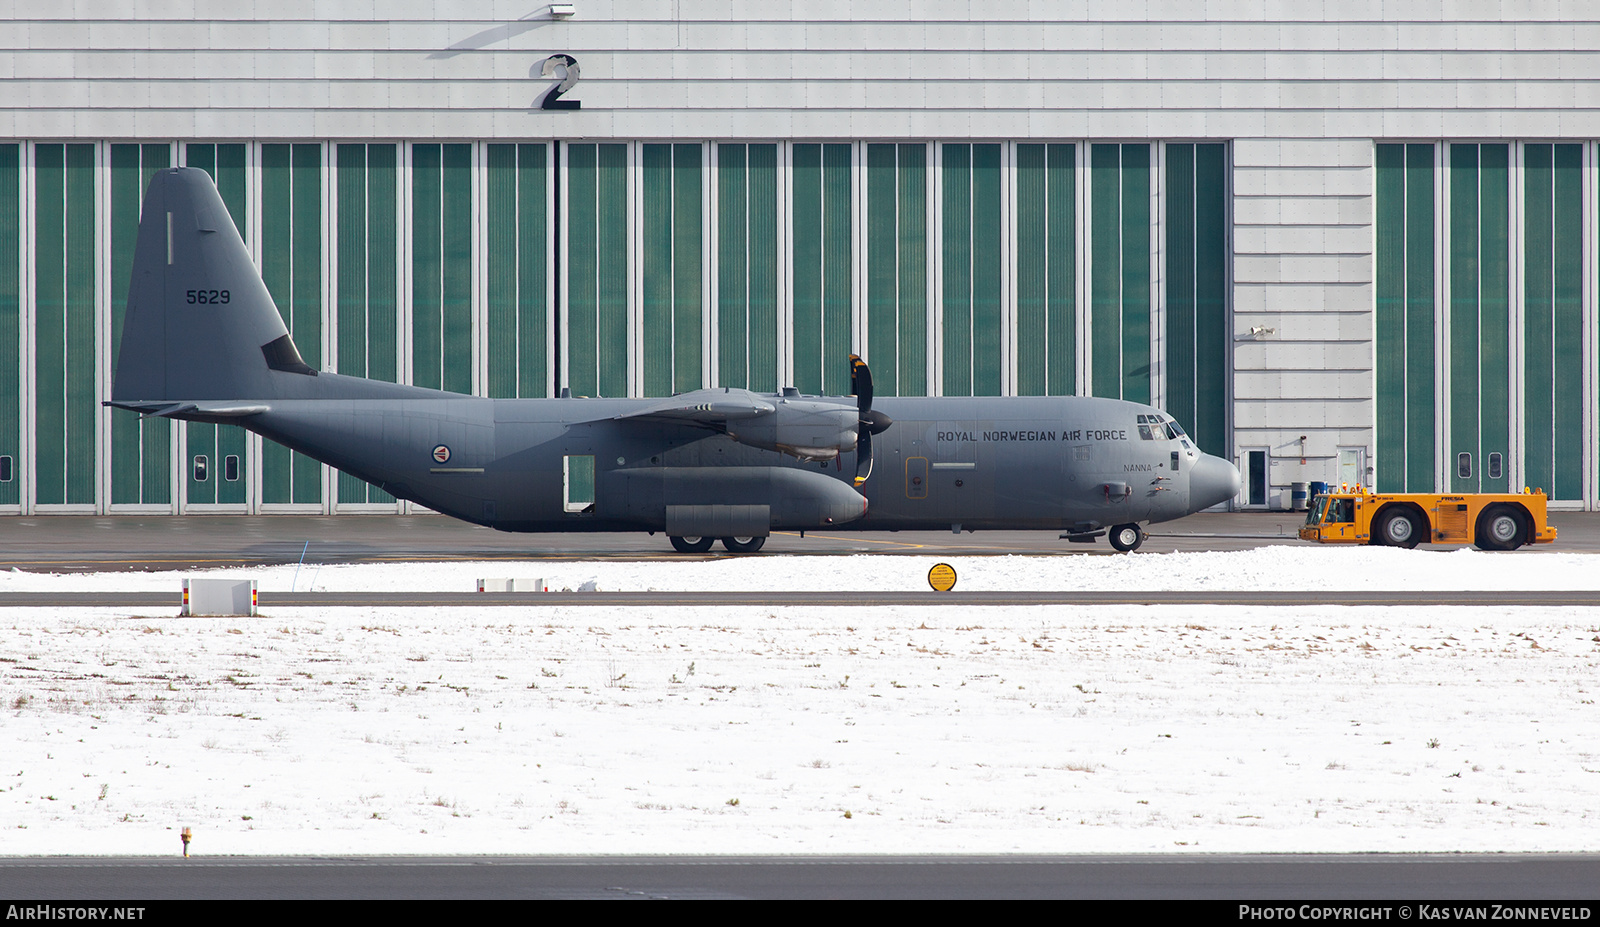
[{"x1": 112, "y1": 167, "x2": 310, "y2": 403}]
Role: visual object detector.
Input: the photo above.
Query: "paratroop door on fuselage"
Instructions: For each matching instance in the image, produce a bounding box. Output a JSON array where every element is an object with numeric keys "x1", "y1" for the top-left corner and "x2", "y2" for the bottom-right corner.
[{"x1": 905, "y1": 455, "x2": 929, "y2": 500}]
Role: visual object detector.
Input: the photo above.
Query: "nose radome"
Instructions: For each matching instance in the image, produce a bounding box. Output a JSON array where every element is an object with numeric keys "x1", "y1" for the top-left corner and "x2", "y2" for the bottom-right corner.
[{"x1": 1190, "y1": 454, "x2": 1241, "y2": 511}]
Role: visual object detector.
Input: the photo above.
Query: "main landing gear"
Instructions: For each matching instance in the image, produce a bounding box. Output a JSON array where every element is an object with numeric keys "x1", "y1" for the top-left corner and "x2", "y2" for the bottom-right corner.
[{"x1": 669, "y1": 535, "x2": 767, "y2": 554}]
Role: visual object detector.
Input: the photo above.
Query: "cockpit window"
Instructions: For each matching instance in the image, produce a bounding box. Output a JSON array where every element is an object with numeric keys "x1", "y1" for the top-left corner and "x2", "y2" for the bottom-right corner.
[{"x1": 1136, "y1": 414, "x2": 1186, "y2": 442}]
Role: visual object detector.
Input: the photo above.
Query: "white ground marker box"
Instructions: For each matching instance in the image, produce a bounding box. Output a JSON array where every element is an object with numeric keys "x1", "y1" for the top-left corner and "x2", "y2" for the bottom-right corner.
[
  {"x1": 182, "y1": 579, "x2": 258, "y2": 616},
  {"x1": 477, "y1": 578, "x2": 546, "y2": 592}
]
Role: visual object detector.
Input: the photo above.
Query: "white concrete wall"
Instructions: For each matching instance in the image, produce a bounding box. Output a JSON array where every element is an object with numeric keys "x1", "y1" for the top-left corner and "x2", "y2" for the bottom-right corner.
[
  {"x1": 1232, "y1": 137, "x2": 1374, "y2": 491},
  {"x1": 4, "y1": 2, "x2": 1598, "y2": 142}
]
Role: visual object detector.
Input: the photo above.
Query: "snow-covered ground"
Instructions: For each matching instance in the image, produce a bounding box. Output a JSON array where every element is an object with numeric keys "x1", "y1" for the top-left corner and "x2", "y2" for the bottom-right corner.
[
  {"x1": 2, "y1": 547, "x2": 1598, "y2": 856},
  {"x1": 4, "y1": 543, "x2": 1600, "y2": 594}
]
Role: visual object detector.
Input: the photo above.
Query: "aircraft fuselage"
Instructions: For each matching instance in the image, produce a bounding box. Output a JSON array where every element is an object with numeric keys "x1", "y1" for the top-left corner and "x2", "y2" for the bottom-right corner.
[{"x1": 248, "y1": 383, "x2": 1221, "y2": 535}]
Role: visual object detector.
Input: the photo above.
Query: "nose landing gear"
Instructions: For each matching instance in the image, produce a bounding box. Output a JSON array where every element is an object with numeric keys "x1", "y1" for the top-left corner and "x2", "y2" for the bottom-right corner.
[{"x1": 1108, "y1": 523, "x2": 1145, "y2": 552}]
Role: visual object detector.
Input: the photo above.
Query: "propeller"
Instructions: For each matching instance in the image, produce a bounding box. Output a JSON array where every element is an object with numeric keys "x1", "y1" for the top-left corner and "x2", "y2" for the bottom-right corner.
[{"x1": 850, "y1": 354, "x2": 892, "y2": 485}]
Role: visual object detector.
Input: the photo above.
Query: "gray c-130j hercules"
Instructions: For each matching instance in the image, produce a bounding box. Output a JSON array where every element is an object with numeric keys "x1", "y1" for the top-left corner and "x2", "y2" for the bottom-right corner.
[{"x1": 110, "y1": 168, "x2": 1240, "y2": 553}]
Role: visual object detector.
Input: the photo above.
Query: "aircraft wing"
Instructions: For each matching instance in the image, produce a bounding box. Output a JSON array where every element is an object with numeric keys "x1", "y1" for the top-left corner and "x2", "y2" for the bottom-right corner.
[{"x1": 607, "y1": 389, "x2": 775, "y2": 430}]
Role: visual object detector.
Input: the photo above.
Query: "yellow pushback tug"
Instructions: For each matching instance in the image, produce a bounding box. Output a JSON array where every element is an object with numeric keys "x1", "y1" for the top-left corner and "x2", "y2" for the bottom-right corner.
[{"x1": 1299, "y1": 487, "x2": 1558, "y2": 550}]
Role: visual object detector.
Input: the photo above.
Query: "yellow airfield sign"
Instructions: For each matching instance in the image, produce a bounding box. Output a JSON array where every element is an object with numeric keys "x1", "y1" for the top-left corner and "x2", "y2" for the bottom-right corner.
[{"x1": 927, "y1": 563, "x2": 957, "y2": 592}]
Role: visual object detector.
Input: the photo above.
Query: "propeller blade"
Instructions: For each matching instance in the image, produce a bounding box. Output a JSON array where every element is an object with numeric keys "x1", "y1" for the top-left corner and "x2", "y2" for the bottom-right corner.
[
  {"x1": 854, "y1": 428, "x2": 873, "y2": 485},
  {"x1": 849, "y1": 354, "x2": 873, "y2": 412},
  {"x1": 849, "y1": 355, "x2": 884, "y2": 485}
]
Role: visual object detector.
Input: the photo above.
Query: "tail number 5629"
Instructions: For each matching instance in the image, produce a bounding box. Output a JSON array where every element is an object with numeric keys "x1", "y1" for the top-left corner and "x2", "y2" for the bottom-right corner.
[{"x1": 187, "y1": 289, "x2": 231, "y2": 304}]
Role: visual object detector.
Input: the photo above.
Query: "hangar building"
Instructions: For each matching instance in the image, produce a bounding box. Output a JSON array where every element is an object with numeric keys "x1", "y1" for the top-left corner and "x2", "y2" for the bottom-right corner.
[{"x1": 1, "y1": 2, "x2": 1597, "y2": 515}]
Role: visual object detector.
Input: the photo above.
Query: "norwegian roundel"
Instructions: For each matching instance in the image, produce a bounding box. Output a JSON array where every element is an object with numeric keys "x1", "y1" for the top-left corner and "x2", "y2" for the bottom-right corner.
[{"x1": 432, "y1": 445, "x2": 451, "y2": 464}]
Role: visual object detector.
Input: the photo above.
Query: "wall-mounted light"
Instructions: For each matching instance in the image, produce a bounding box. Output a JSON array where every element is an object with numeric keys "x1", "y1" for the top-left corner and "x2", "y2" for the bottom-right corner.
[{"x1": 550, "y1": 3, "x2": 575, "y2": 17}]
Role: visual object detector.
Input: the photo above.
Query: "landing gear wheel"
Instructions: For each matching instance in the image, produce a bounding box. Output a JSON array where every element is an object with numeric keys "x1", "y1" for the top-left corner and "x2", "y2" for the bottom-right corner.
[
  {"x1": 1108, "y1": 523, "x2": 1145, "y2": 553},
  {"x1": 1475, "y1": 505, "x2": 1527, "y2": 551},
  {"x1": 1374, "y1": 508, "x2": 1423, "y2": 549},
  {"x1": 669, "y1": 535, "x2": 714, "y2": 554},
  {"x1": 722, "y1": 536, "x2": 766, "y2": 554}
]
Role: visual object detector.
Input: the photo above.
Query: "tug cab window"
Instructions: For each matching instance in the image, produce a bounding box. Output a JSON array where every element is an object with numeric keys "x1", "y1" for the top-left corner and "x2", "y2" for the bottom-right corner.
[{"x1": 1308, "y1": 496, "x2": 1354, "y2": 526}]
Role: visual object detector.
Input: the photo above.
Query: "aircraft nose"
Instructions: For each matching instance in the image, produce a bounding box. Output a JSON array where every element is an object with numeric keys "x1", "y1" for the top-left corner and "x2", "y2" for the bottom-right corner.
[{"x1": 1189, "y1": 453, "x2": 1241, "y2": 511}]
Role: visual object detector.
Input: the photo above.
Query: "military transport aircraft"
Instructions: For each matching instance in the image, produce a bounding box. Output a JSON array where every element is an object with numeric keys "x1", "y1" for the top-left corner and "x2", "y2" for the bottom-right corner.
[{"x1": 110, "y1": 168, "x2": 1240, "y2": 553}]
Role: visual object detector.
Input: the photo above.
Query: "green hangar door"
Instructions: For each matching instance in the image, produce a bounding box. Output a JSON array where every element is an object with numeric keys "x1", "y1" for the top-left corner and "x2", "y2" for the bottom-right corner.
[
  {"x1": 1521, "y1": 144, "x2": 1582, "y2": 503},
  {"x1": 183, "y1": 143, "x2": 250, "y2": 511},
  {"x1": 109, "y1": 143, "x2": 174, "y2": 510},
  {"x1": 336, "y1": 143, "x2": 400, "y2": 509},
  {"x1": 1375, "y1": 143, "x2": 1438, "y2": 495},
  {"x1": 1382, "y1": 143, "x2": 1584, "y2": 502},
  {"x1": 34, "y1": 143, "x2": 97, "y2": 509},
  {"x1": 1446, "y1": 143, "x2": 1510, "y2": 495},
  {"x1": 1446, "y1": 143, "x2": 1582, "y2": 501},
  {"x1": 0, "y1": 145, "x2": 20, "y2": 510},
  {"x1": 260, "y1": 143, "x2": 326, "y2": 509}
]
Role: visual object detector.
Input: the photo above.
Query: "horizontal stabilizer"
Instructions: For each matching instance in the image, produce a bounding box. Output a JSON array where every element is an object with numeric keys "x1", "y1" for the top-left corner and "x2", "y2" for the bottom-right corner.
[{"x1": 104, "y1": 400, "x2": 269, "y2": 421}]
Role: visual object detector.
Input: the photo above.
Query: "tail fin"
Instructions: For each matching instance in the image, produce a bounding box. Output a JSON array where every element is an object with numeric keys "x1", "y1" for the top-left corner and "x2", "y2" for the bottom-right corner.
[{"x1": 112, "y1": 168, "x2": 314, "y2": 404}]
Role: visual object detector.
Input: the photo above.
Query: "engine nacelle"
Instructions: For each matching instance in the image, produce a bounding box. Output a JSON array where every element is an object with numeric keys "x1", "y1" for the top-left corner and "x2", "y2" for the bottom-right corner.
[{"x1": 724, "y1": 400, "x2": 858, "y2": 461}]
